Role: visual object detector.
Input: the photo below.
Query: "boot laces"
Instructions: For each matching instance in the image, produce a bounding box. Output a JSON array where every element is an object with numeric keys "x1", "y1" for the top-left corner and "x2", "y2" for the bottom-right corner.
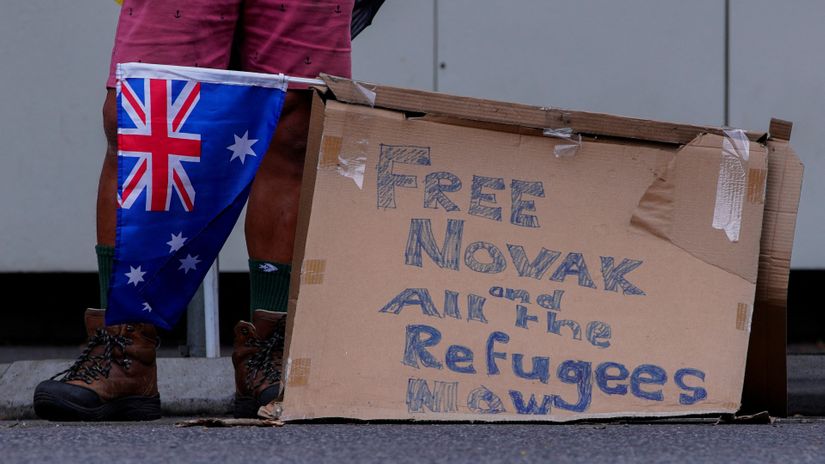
[
  {"x1": 244, "y1": 332, "x2": 284, "y2": 391},
  {"x1": 52, "y1": 329, "x2": 134, "y2": 384}
]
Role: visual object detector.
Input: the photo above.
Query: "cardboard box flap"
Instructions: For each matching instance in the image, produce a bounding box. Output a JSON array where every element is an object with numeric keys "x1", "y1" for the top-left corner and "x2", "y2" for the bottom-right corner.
[
  {"x1": 630, "y1": 133, "x2": 769, "y2": 283},
  {"x1": 320, "y1": 74, "x2": 766, "y2": 145},
  {"x1": 756, "y1": 138, "x2": 803, "y2": 306},
  {"x1": 741, "y1": 132, "x2": 803, "y2": 416}
]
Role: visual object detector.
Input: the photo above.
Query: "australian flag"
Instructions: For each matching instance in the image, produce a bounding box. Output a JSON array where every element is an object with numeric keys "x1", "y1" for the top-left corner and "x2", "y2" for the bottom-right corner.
[{"x1": 108, "y1": 63, "x2": 287, "y2": 330}]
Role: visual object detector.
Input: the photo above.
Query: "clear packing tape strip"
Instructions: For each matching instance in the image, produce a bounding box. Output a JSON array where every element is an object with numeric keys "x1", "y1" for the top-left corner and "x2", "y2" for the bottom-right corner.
[
  {"x1": 337, "y1": 155, "x2": 367, "y2": 190},
  {"x1": 542, "y1": 127, "x2": 582, "y2": 158},
  {"x1": 712, "y1": 129, "x2": 750, "y2": 242}
]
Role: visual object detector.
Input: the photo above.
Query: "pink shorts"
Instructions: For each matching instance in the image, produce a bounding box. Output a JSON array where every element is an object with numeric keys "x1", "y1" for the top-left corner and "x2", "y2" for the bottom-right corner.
[{"x1": 108, "y1": 0, "x2": 354, "y2": 89}]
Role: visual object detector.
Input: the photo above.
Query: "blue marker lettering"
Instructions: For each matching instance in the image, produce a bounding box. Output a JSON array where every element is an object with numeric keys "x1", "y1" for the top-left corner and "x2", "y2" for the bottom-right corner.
[
  {"x1": 469, "y1": 175, "x2": 504, "y2": 221},
  {"x1": 376, "y1": 144, "x2": 431, "y2": 209},
  {"x1": 424, "y1": 171, "x2": 462, "y2": 212},
  {"x1": 404, "y1": 218, "x2": 463, "y2": 270},
  {"x1": 631, "y1": 364, "x2": 667, "y2": 401},
  {"x1": 510, "y1": 179, "x2": 545, "y2": 228},
  {"x1": 402, "y1": 324, "x2": 443, "y2": 369}
]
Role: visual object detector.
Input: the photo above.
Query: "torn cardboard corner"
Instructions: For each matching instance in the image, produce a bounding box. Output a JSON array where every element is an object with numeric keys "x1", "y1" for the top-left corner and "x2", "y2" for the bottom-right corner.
[
  {"x1": 630, "y1": 132, "x2": 768, "y2": 283},
  {"x1": 283, "y1": 78, "x2": 803, "y2": 421}
]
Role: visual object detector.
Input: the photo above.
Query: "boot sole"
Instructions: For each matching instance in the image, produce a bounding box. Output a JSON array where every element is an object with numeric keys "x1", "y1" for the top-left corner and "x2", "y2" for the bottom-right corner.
[
  {"x1": 34, "y1": 390, "x2": 161, "y2": 422},
  {"x1": 233, "y1": 395, "x2": 260, "y2": 418},
  {"x1": 233, "y1": 384, "x2": 282, "y2": 418}
]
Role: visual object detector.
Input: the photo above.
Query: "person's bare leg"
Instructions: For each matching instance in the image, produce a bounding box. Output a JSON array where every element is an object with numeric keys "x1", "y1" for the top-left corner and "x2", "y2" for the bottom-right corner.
[
  {"x1": 98, "y1": 89, "x2": 119, "y2": 247},
  {"x1": 244, "y1": 89, "x2": 312, "y2": 313},
  {"x1": 246, "y1": 89, "x2": 312, "y2": 262},
  {"x1": 94, "y1": 89, "x2": 119, "y2": 308}
]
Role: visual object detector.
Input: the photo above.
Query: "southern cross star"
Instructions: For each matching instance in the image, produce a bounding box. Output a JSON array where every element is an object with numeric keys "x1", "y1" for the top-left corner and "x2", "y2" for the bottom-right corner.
[
  {"x1": 227, "y1": 130, "x2": 258, "y2": 164},
  {"x1": 166, "y1": 232, "x2": 187, "y2": 253},
  {"x1": 178, "y1": 254, "x2": 201, "y2": 274},
  {"x1": 125, "y1": 266, "x2": 146, "y2": 286}
]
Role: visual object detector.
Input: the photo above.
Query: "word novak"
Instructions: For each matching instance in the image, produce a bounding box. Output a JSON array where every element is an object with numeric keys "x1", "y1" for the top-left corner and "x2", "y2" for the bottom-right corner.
[{"x1": 376, "y1": 144, "x2": 646, "y2": 295}]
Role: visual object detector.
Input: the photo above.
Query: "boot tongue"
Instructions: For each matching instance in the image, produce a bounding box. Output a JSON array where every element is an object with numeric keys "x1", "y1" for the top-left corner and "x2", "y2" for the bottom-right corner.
[
  {"x1": 84, "y1": 309, "x2": 106, "y2": 337},
  {"x1": 251, "y1": 310, "x2": 286, "y2": 339}
]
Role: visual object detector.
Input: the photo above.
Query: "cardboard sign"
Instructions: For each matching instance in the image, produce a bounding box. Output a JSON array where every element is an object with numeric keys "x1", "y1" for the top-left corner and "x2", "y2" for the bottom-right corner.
[{"x1": 281, "y1": 79, "x2": 799, "y2": 421}]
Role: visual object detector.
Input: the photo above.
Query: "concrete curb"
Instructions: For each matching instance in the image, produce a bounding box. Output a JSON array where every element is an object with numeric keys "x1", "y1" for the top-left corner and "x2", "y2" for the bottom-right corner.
[
  {"x1": 2, "y1": 354, "x2": 823, "y2": 419},
  {"x1": 0, "y1": 358, "x2": 235, "y2": 420}
]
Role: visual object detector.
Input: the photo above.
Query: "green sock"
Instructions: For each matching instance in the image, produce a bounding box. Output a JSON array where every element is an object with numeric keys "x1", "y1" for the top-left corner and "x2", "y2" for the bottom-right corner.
[
  {"x1": 96, "y1": 245, "x2": 115, "y2": 309},
  {"x1": 249, "y1": 259, "x2": 291, "y2": 316}
]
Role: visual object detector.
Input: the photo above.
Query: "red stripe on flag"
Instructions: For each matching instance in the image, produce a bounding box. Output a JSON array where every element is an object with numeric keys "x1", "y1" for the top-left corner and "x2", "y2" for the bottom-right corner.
[
  {"x1": 121, "y1": 158, "x2": 147, "y2": 203},
  {"x1": 121, "y1": 84, "x2": 146, "y2": 124},
  {"x1": 172, "y1": 83, "x2": 200, "y2": 132},
  {"x1": 149, "y1": 79, "x2": 170, "y2": 211},
  {"x1": 172, "y1": 169, "x2": 194, "y2": 211}
]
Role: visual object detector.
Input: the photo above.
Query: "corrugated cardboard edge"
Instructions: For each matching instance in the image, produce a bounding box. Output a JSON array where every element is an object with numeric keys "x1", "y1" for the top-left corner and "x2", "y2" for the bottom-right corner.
[
  {"x1": 281, "y1": 407, "x2": 739, "y2": 423},
  {"x1": 283, "y1": 91, "x2": 328, "y2": 373},
  {"x1": 320, "y1": 74, "x2": 766, "y2": 145},
  {"x1": 741, "y1": 128, "x2": 804, "y2": 416}
]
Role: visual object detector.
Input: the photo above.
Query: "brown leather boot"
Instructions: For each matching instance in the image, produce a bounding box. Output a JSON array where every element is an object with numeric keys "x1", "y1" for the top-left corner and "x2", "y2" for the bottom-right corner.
[
  {"x1": 232, "y1": 309, "x2": 286, "y2": 418},
  {"x1": 33, "y1": 308, "x2": 161, "y2": 421}
]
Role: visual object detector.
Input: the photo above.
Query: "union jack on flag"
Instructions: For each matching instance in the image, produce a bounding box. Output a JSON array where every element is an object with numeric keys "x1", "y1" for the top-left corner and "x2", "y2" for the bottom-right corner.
[
  {"x1": 118, "y1": 78, "x2": 201, "y2": 212},
  {"x1": 108, "y1": 63, "x2": 287, "y2": 330}
]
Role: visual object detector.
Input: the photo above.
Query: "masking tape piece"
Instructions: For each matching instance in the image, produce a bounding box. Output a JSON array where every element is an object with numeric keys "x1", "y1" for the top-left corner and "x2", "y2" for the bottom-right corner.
[
  {"x1": 747, "y1": 168, "x2": 767, "y2": 204},
  {"x1": 337, "y1": 156, "x2": 367, "y2": 189},
  {"x1": 301, "y1": 259, "x2": 326, "y2": 285},
  {"x1": 320, "y1": 136, "x2": 342, "y2": 168},
  {"x1": 287, "y1": 358, "x2": 311, "y2": 387},
  {"x1": 735, "y1": 302, "x2": 752, "y2": 332},
  {"x1": 712, "y1": 129, "x2": 750, "y2": 242}
]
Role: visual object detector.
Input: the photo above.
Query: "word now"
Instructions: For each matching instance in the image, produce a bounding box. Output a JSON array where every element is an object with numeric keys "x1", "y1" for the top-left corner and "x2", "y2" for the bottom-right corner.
[
  {"x1": 405, "y1": 218, "x2": 645, "y2": 295},
  {"x1": 402, "y1": 324, "x2": 707, "y2": 413}
]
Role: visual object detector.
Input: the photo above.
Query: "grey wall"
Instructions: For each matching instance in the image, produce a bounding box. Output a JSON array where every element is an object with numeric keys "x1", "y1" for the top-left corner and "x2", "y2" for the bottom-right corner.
[
  {"x1": 1, "y1": 1, "x2": 821, "y2": 271},
  {"x1": 729, "y1": 0, "x2": 824, "y2": 269},
  {"x1": 0, "y1": 1, "x2": 117, "y2": 272}
]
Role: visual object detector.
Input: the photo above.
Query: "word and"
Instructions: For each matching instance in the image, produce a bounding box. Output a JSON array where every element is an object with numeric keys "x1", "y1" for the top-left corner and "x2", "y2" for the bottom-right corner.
[
  {"x1": 380, "y1": 287, "x2": 611, "y2": 348},
  {"x1": 489, "y1": 286, "x2": 612, "y2": 348}
]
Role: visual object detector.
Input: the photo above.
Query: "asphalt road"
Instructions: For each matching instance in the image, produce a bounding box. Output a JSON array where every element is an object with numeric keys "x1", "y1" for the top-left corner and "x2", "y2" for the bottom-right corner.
[{"x1": 2, "y1": 418, "x2": 825, "y2": 464}]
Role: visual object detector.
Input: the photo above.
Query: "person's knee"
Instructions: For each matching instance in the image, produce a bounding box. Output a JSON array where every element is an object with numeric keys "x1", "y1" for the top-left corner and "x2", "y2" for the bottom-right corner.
[
  {"x1": 274, "y1": 122, "x2": 309, "y2": 165},
  {"x1": 276, "y1": 90, "x2": 313, "y2": 159},
  {"x1": 102, "y1": 89, "x2": 118, "y2": 157},
  {"x1": 261, "y1": 90, "x2": 313, "y2": 176}
]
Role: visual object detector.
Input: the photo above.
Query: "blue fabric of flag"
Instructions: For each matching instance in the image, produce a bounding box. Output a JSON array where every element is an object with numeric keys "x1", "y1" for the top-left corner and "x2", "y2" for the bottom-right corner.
[{"x1": 108, "y1": 63, "x2": 287, "y2": 329}]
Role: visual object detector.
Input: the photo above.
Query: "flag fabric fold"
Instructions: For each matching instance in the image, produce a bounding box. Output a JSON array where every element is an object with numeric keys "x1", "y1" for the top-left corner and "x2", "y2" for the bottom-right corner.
[{"x1": 108, "y1": 62, "x2": 288, "y2": 329}]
